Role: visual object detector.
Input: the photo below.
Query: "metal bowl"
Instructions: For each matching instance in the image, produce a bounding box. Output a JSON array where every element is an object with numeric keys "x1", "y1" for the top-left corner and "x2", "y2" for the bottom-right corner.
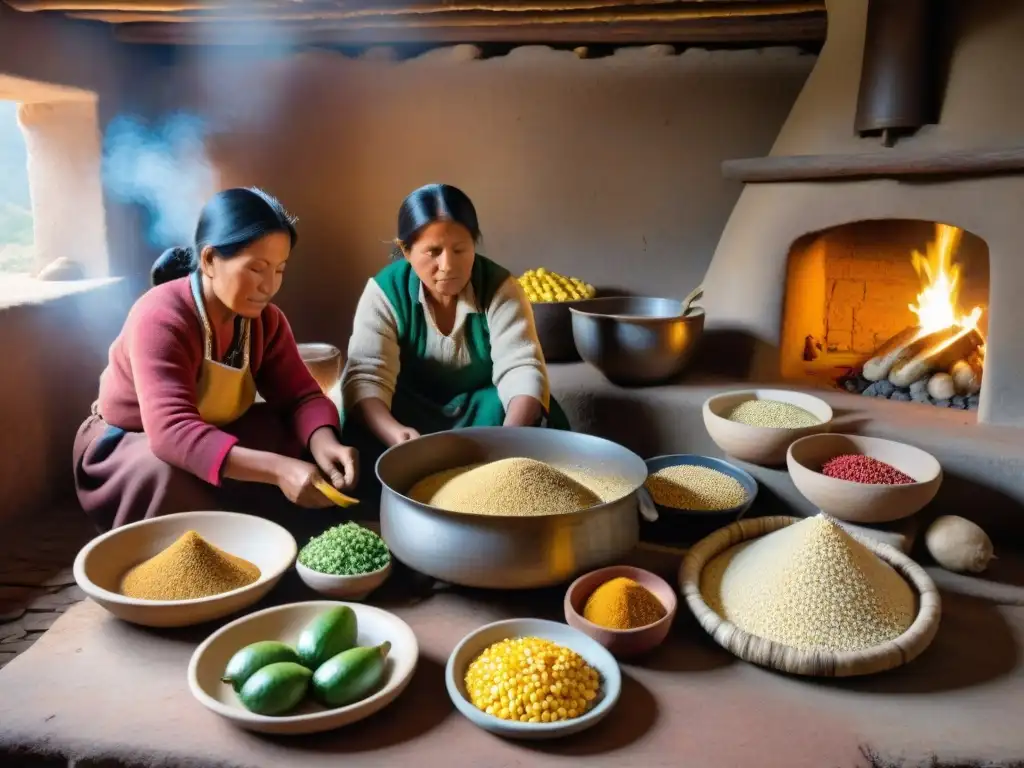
[
  {"x1": 570, "y1": 297, "x2": 705, "y2": 386},
  {"x1": 530, "y1": 297, "x2": 601, "y2": 363},
  {"x1": 297, "y1": 343, "x2": 343, "y2": 394},
  {"x1": 375, "y1": 427, "x2": 649, "y2": 589}
]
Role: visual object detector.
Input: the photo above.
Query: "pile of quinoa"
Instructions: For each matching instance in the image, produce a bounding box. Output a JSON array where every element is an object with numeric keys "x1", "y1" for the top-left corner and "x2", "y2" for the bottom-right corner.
[
  {"x1": 700, "y1": 514, "x2": 916, "y2": 652},
  {"x1": 645, "y1": 465, "x2": 748, "y2": 511},
  {"x1": 407, "y1": 457, "x2": 601, "y2": 516},
  {"x1": 724, "y1": 399, "x2": 821, "y2": 429}
]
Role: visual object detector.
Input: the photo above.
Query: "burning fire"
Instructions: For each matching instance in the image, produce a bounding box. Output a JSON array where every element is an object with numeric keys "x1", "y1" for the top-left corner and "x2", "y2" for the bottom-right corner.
[{"x1": 908, "y1": 223, "x2": 984, "y2": 338}]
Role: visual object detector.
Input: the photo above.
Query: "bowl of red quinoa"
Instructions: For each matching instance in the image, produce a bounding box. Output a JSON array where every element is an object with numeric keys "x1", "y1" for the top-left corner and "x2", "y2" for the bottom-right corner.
[{"x1": 786, "y1": 434, "x2": 942, "y2": 524}]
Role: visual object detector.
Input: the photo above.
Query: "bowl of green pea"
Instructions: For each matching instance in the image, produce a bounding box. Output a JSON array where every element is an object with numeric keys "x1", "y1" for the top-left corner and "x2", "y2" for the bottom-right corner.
[{"x1": 295, "y1": 523, "x2": 392, "y2": 601}]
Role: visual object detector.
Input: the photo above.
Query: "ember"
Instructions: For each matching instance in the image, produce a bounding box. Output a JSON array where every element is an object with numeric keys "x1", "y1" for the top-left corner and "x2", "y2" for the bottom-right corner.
[{"x1": 821, "y1": 455, "x2": 915, "y2": 486}]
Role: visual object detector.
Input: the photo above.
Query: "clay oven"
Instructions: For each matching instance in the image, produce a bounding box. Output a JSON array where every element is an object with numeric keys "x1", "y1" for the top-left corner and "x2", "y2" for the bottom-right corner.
[{"x1": 701, "y1": 0, "x2": 1024, "y2": 428}]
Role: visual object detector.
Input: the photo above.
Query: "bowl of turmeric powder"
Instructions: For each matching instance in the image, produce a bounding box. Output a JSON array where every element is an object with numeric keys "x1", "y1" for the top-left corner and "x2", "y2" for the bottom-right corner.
[
  {"x1": 564, "y1": 566, "x2": 677, "y2": 658},
  {"x1": 73, "y1": 511, "x2": 298, "y2": 628}
]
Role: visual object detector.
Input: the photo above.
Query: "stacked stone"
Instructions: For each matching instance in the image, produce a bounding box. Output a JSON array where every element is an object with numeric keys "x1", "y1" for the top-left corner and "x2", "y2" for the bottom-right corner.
[{"x1": 842, "y1": 375, "x2": 979, "y2": 410}]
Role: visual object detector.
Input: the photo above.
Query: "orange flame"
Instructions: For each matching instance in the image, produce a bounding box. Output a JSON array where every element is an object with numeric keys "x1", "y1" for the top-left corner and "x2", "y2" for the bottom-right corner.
[{"x1": 908, "y1": 223, "x2": 984, "y2": 336}]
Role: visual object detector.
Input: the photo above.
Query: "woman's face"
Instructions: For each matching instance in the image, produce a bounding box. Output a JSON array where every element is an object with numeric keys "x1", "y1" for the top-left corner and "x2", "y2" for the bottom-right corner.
[
  {"x1": 202, "y1": 231, "x2": 291, "y2": 319},
  {"x1": 404, "y1": 220, "x2": 475, "y2": 300}
]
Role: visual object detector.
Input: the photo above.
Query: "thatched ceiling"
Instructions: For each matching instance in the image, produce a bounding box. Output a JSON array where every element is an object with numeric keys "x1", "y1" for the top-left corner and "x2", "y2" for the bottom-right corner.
[{"x1": 3, "y1": 0, "x2": 826, "y2": 47}]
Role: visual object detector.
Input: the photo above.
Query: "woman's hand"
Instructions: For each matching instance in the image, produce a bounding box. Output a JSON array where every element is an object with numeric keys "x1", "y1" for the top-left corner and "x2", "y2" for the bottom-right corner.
[
  {"x1": 504, "y1": 395, "x2": 544, "y2": 427},
  {"x1": 275, "y1": 457, "x2": 336, "y2": 508},
  {"x1": 387, "y1": 424, "x2": 421, "y2": 446},
  {"x1": 309, "y1": 427, "x2": 359, "y2": 490}
]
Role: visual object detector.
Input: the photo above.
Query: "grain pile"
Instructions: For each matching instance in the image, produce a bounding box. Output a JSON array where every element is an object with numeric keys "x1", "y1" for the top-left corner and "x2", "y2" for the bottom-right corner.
[
  {"x1": 700, "y1": 515, "x2": 915, "y2": 652},
  {"x1": 119, "y1": 530, "x2": 260, "y2": 601},
  {"x1": 583, "y1": 576, "x2": 666, "y2": 630},
  {"x1": 407, "y1": 457, "x2": 601, "y2": 516},
  {"x1": 645, "y1": 465, "x2": 747, "y2": 511},
  {"x1": 724, "y1": 399, "x2": 821, "y2": 429}
]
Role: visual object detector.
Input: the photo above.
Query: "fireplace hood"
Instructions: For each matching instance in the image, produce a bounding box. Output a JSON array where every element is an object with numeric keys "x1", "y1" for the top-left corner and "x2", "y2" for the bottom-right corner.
[{"x1": 701, "y1": 0, "x2": 1024, "y2": 428}]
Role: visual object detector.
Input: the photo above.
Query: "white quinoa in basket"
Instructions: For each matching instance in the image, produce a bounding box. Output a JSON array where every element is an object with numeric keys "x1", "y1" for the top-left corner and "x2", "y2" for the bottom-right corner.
[{"x1": 700, "y1": 514, "x2": 916, "y2": 652}]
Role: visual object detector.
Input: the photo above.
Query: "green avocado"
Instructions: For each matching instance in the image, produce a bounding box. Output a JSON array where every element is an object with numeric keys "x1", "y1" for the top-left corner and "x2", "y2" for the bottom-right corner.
[
  {"x1": 221, "y1": 641, "x2": 301, "y2": 693},
  {"x1": 296, "y1": 606, "x2": 358, "y2": 670},
  {"x1": 237, "y1": 661, "x2": 312, "y2": 716},
  {"x1": 311, "y1": 642, "x2": 391, "y2": 708}
]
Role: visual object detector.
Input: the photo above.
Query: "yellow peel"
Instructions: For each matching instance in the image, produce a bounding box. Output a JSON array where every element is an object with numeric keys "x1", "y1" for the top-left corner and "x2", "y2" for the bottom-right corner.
[{"x1": 312, "y1": 477, "x2": 360, "y2": 508}]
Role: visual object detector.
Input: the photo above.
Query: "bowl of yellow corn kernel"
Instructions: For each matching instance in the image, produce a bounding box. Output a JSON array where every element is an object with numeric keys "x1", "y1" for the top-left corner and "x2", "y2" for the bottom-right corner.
[
  {"x1": 445, "y1": 617, "x2": 621, "y2": 740},
  {"x1": 518, "y1": 268, "x2": 599, "y2": 363}
]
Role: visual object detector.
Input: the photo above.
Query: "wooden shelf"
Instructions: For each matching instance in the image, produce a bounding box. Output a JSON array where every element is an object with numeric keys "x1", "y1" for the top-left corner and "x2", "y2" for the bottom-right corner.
[{"x1": 722, "y1": 145, "x2": 1024, "y2": 183}]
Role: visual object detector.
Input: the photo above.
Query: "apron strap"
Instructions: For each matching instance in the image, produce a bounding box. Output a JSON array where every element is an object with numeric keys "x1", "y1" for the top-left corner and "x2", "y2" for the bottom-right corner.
[{"x1": 189, "y1": 271, "x2": 251, "y2": 369}]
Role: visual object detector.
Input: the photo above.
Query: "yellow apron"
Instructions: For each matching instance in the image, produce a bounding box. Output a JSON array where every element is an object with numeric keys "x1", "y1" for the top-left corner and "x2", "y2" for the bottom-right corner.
[{"x1": 190, "y1": 272, "x2": 257, "y2": 427}]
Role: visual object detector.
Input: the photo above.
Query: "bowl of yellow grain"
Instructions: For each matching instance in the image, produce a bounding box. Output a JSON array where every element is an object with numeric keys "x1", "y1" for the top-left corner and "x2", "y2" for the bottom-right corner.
[
  {"x1": 642, "y1": 455, "x2": 758, "y2": 542},
  {"x1": 73, "y1": 511, "x2": 297, "y2": 628},
  {"x1": 446, "y1": 617, "x2": 621, "y2": 739},
  {"x1": 517, "y1": 267, "x2": 599, "y2": 363},
  {"x1": 564, "y1": 565, "x2": 677, "y2": 658},
  {"x1": 703, "y1": 388, "x2": 833, "y2": 466}
]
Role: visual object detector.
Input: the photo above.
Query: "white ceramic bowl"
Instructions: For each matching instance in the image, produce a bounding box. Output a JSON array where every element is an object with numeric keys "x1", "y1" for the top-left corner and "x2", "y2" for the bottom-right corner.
[
  {"x1": 787, "y1": 433, "x2": 943, "y2": 523},
  {"x1": 73, "y1": 511, "x2": 297, "y2": 628},
  {"x1": 295, "y1": 559, "x2": 392, "y2": 600},
  {"x1": 703, "y1": 388, "x2": 834, "y2": 466},
  {"x1": 188, "y1": 600, "x2": 418, "y2": 735},
  {"x1": 445, "y1": 618, "x2": 621, "y2": 740}
]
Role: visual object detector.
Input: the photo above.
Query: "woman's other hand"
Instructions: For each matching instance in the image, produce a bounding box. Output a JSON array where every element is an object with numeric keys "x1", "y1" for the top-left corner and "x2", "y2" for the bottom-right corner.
[
  {"x1": 503, "y1": 395, "x2": 543, "y2": 427},
  {"x1": 309, "y1": 427, "x2": 359, "y2": 490},
  {"x1": 275, "y1": 457, "x2": 336, "y2": 508},
  {"x1": 388, "y1": 424, "x2": 421, "y2": 446}
]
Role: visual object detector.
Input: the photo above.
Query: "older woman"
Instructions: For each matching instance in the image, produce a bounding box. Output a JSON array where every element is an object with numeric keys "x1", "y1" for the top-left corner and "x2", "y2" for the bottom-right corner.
[
  {"x1": 341, "y1": 183, "x2": 568, "y2": 467},
  {"x1": 74, "y1": 187, "x2": 358, "y2": 531}
]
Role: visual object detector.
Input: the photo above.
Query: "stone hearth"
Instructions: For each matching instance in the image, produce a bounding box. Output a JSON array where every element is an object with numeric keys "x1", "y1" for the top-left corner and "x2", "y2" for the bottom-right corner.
[{"x1": 701, "y1": 0, "x2": 1024, "y2": 429}]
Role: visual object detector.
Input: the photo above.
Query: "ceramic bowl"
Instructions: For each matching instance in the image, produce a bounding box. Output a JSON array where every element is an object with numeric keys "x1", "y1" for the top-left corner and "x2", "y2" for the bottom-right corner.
[
  {"x1": 445, "y1": 618, "x2": 621, "y2": 740},
  {"x1": 563, "y1": 565, "x2": 677, "y2": 657},
  {"x1": 642, "y1": 454, "x2": 758, "y2": 542},
  {"x1": 531, "y1": 297, "x2": 600, "y2": 362},
  {"x1": 188, "y1": 600, "x2": 418, "y2": 735},
  {"x1": 787, "y1": 433, "x2": 943, "y2": 523},
  {"x1": 73, "y1": 511, "x2": 296, "y2": 628},
  {"x1": 703, "y1": 388, "x2": 833, "y2": 466},
  {"x1": 297, "y1": 342, "x2": 343, "y2": 394},
  {"x1": 295, "y1": 559, "x2": 392, "y2": 601}
]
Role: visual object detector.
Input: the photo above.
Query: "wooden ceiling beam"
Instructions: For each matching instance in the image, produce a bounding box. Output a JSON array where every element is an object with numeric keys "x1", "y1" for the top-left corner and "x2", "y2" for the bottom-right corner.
[
  {"x1": 7, "y1": 0, "x2": 811, "y2": 10},
  {"x1": 64, "y1": 1, "x2": 823, "y2": 24},
  {"x1": 111, "y1": 13, "x2": 825, "y2": 45}
]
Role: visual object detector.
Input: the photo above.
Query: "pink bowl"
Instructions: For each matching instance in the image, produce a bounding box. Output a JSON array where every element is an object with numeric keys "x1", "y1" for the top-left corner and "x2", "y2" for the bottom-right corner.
[{"x1": 564, "y1": 565, "x2": 677, "y2": 658}]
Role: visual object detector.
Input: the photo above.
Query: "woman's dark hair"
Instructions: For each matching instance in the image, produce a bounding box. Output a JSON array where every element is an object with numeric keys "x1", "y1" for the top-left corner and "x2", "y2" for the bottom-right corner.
[
  {"x1": 391, "y1": 183, "x2": 481, "y2": 260},
  {"x1": 150, "y1": 187, "x2": 298, "y2": 286}
]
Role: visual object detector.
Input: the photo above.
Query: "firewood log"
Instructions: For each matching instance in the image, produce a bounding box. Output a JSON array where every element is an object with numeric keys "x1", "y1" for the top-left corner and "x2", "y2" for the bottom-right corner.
[
  {"x1": 888, "y1": 327, "x2": 983, "y2": 388},
  {"x1": 862, "y1": 326, "x2": 922, "y2": 381}
]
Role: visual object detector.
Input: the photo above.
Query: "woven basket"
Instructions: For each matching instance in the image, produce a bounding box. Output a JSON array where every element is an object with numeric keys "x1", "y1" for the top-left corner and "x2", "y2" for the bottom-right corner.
[{"x1": 679, "y1": 516, "x2": 941, "y2": 677}]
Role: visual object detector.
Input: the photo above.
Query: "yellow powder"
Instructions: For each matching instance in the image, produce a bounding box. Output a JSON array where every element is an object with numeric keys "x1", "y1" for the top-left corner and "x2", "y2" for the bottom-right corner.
[
  {"x1": 407, "y1": 457, "x2": 601, "y2": 516},
  {"x1": 119, "y1": 530, "x2": 260, "y2": 601},
  {"x1": 583, "y1": 577, "x2": 667, "y2": 630},
  {"x1": 700, "y1": 515, "x2": 916, "y2": 652}
]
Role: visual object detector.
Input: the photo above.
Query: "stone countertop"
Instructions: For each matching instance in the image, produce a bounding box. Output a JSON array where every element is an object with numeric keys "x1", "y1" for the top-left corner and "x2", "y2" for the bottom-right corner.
[{"x1": 2, "y1": 550, "x2": 1024, "y2": 768}]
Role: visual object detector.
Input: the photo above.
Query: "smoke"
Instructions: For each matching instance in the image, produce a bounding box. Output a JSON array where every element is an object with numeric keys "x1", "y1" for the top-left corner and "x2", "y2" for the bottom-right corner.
[{"x1": 101, "y1": 112, "x2": 215, "y2": 248}]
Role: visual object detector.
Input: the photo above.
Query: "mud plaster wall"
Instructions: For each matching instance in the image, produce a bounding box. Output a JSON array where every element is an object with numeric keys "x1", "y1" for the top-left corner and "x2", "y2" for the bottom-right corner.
[
  {"x1": 0, "y1": 9, "x2": 141, "y2": 522},
  {"x1": 156, "y1": 45, "x2": 814, "y2": 347}
]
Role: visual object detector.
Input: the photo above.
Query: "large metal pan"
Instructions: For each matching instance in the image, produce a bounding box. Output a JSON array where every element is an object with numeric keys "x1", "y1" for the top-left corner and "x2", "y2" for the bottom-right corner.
[{"x1": 376, "y1": 427, "x2": 650, "y2": 589}]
